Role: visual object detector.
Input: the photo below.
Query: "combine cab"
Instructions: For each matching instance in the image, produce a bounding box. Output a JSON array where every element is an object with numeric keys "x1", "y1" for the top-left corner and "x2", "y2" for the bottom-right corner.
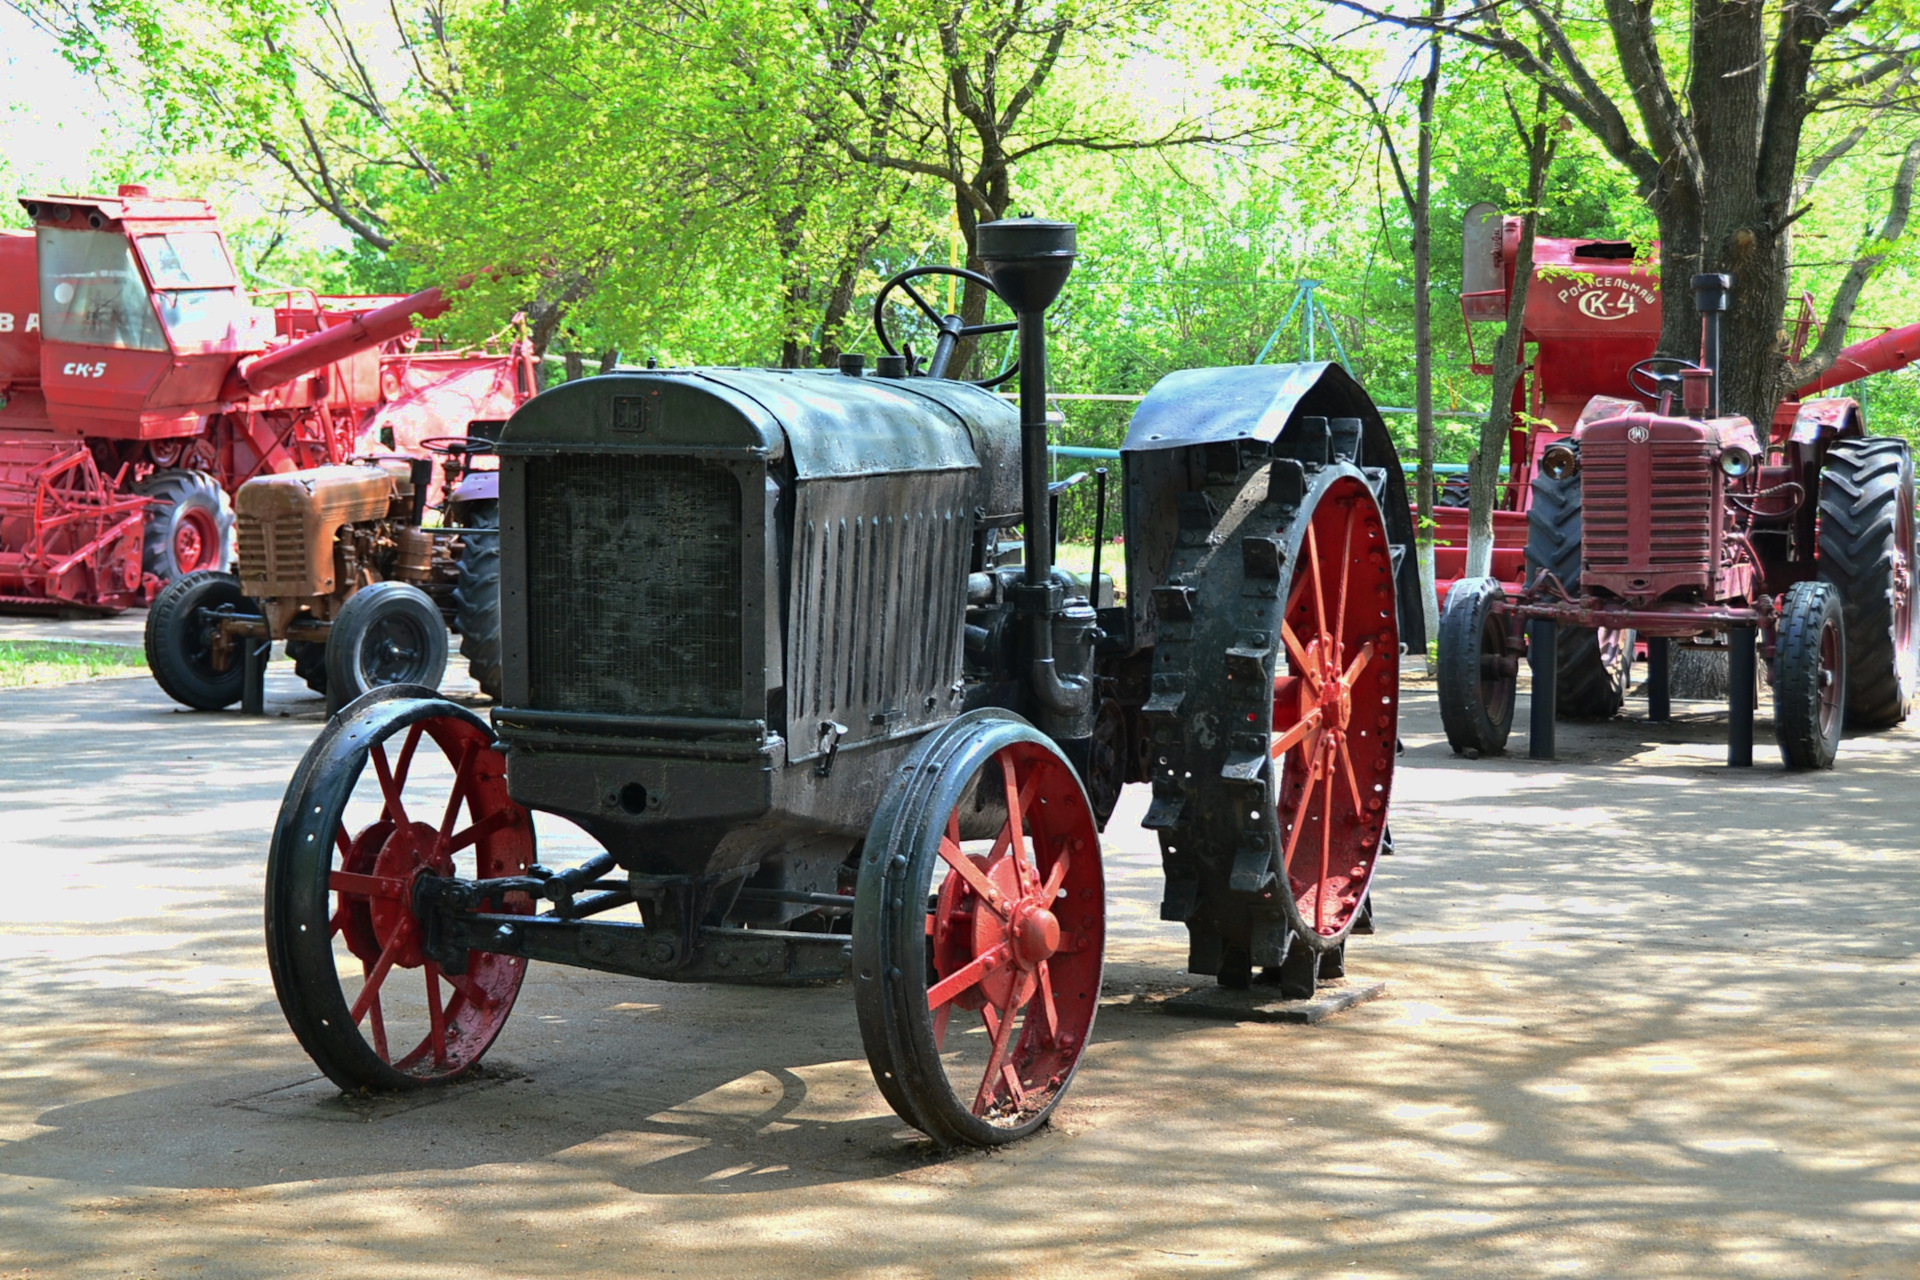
[{"x1": 0, "y1": 184, "x2": 534, "y2": 612}]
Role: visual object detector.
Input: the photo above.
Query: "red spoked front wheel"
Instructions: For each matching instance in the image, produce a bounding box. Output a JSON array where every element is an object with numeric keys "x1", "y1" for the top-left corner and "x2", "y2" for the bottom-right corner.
[
  {"x1": 1269, "y1": 475, "x2": 1398, "y2": 948},
  {"x1": 855, "y1": 710, "x2": 1105, "y2": 1147},
  {"x1": 266, "y1": 688, "x2": 536, "y2": 1088}
]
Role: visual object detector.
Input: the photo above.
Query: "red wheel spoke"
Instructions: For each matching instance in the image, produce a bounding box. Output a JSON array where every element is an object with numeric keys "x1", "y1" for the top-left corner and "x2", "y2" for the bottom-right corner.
[
  {"x1": 362, "y1": 961, "x2": 390, "y2": 1061},
  {"x1": 349, "y1": 929, "x2": 407, "y2": 1027},
  {"x1": 447, "y1": 807, "x2": 515, "y2": 854},
  {"x1": 1281, "y1": 621, "x2": 1321, "y2": 688},
  {"x1": 926, "y1": 941, "x2": 1010, "y2": 1010},
  {"x1": 997, "y1": 751, "x2": 1036, "y2": 896},
  {"x1": 1316, "y1": 762, "x2": 1334, "y2": 933},
  {"x1": 1343, "y1": 638, "x2": 1376, "y2": 685},
  {"x1": 1305, "y1": 523, "x2": 1328, "y2": 647},
  {"x1": 1036, "y1": 960, "x2": 1060, "y2": 1041},
  {"x1": 424, "y1": 965, "x2": 449, "y2": 1067},
  {"x1": 1282, "y1": 737, "x2": 1326, "y2": 867},
  {"x1": 391, "y1": 724, "x2": 424, "y2": 793},
  {"x1": 1336, "y1": 735, "x2": 1365, "y2": 816},
  {"x1": 1271, "y1": 706, "x2": 1324, "y2": 758},
  {"x1": 438, "y1": 739, "x2": 481, "y2": 843},
  {"x1": 441, "y1": 969, "x2": 497, "y2": 1013},
  {"x1": 328, "y1": 907, "x2": 348, "y2": 937},
  {"x1": 329, "y1": 870, "x2": 408, "y2": 900},
  {"x1": 370, "y1": 743, "x2": 409, "y2": 827},
  {"x1": 974, "y1": 973, "x2": 1032, "y2": 1114},
  {"x1": 1039, "y1": 849, "x2": 1071, "y2": 904},
  {"x1": 334, "y1": 823, "x2": 353, "y2": 861},
  {"x1": 1331, "y1": 506, "x2": 1355, "y2": 658},
  {"x1": 937, "y1": 837, "x2": 1008, "y2": 917},
  {"x1": 932, "y1": 1001, "x2": 952, "y2": 1050}
]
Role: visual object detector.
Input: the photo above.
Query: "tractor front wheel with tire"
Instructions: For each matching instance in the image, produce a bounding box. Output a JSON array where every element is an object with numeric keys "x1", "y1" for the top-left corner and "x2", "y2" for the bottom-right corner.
[
  {"x1": 1817, "y1": 436, "x2": 1916, "y2": 729},
  {"x1": 325, "y1": 582, "x2": 450, "y2": 714},
  {"x1": 1437, "y1": 576, "x2": 1518, "y2": 756},
  {"x1": 855, "y1": 710, "x2": 1105, "y2": 1147},
  {"x1": 136, "y1": 469, "x2": 235, "y2": 583},
  {"x1": 144, "y1": 570, "x2": 248, "y2": 710},
  {"x1": 265, "y1": 690, "x2": 535, "y2": 1089},
  {"x1": 1774, "y1": 580, "x2": 1846, "y2": 770}
]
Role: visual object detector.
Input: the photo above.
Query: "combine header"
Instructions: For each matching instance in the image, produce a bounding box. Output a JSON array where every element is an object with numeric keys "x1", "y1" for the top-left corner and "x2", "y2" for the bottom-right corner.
[{"x1": 0, "y1": 185, "x2": 534, "y2": 612}]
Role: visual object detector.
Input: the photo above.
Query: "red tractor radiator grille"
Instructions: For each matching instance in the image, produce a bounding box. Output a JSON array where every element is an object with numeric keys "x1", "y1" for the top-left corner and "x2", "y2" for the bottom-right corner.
[{"x1": 1579, "y1": 439, "x2": 1714, "y2": 597}]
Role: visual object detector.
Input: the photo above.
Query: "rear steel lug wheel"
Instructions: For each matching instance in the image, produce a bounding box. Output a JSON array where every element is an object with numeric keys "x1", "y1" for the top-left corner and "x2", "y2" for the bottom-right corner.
[{"x1": 266, "y1": 690, "x2": 536, "y2": 1088}]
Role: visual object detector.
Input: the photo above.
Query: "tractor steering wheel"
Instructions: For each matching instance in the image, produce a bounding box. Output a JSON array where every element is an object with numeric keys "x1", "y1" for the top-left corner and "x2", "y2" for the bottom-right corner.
[
  {"x1": 872, "y1": 266, "x2": 1019, "y2": 386},
  {"x1": 418, "y1": 436, "x2": 496, "y2": 459},
  {"x1": 1628, "y1": 356, "x2": 1700, "y2": 403}
]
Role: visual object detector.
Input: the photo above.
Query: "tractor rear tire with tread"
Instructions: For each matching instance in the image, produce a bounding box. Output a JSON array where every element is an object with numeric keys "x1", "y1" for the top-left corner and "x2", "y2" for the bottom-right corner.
[
  {"x1": 145, "y1": 570, "x2": 247, "y2": 710},
  {"x1": 451, "y1": 500, "x2": 502, "y2": 701},
  {"x1": 1817, "y1": 436, "x2": 1916, "y2": 729},
  {"x1": 1525, "y1": 473, "x2": 1631, "y2": 718},
  {"x1": 136, "y1": 469, "x2": 235, "y2": 583}
]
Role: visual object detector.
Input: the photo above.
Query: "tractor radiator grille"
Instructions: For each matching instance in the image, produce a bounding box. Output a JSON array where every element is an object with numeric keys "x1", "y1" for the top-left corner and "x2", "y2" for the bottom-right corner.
[
  {"x1": 523, "y1": 454, "x2": 743, "y2": 717},
  {"x1": 236, "y1": 514, "x2": 309, "y2": 594},
  {"x1": 1581, "y1": 442, "x2": 1713, "y2": 575}
]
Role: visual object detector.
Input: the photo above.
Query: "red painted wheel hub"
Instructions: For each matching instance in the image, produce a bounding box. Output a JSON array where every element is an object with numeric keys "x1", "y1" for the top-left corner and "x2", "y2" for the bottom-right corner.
[{"x1": 172, "y1": 506, "x2": 220, "y2": 573}]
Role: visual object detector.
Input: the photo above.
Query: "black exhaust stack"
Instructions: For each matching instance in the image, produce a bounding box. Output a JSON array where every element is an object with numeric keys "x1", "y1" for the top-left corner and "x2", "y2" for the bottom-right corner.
[
  {"x1": 1692, "y1": 272, "x2": 1731, "y2": 418},
  {"x1": 976, "y1": 217, "x2": 1094, "y2": 733}
]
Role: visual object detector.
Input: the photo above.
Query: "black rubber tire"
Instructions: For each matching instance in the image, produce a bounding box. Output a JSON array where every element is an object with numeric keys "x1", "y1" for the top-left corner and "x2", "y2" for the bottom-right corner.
[
  {"x1": 1437, "y1": 576, "x2": 1517, "y2": 756},
  {"x1": 135, "y1": 469, "x2": 235, "y2": 582},
  {"x1": 451, "y1": 500, "x2": 502, "y2": 701},
  {"x1": 287, "y1": 638, "x2": 328, "y2": 696},
  {"x1": 1525, "y1": 472, "x2": 1631, "y2": 718},
  {"x1": 1437, "y1": 475, "x2": 1470, "y2": 508},
  {"x1": 144, "y1": 570, "x2": 247, "y2": 710},
  {"x1": 1817, "y1": 437, "x2": 1916, "y2": 729},
  {"x1": 1774, "y1": 580, "x2": 1846, "y2": 770},
  {"x1": 324, "y1": 582, "x2": 449, "y2": 714}
]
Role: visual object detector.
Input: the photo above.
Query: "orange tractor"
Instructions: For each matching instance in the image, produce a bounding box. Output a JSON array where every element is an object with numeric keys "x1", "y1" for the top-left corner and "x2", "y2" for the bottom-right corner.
[{"x1": 0, "y1": 184, "x2": 533, "y2": 613}]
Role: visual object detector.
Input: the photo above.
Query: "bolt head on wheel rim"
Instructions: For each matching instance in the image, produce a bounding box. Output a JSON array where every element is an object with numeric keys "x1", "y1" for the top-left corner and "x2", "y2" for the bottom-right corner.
[
  {"x1": 266, "y1": 699, "x2": 535, "y2": 1088},
  {"x1": 856, "y1": 713, "x2": 1105, "y2": 1145}
]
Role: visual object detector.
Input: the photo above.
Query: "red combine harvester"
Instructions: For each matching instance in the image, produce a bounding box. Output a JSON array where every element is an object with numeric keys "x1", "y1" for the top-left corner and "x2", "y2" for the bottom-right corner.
[
  {"x1": 1437, "y1": 202, "x2": 1920, "y2": 722},
  {"x1": 0, "y1": 184, "x2": 534, "y2": 612}
]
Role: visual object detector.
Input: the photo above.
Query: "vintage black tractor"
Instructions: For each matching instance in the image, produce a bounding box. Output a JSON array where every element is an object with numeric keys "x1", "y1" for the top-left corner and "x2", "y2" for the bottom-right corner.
[
  {"x1": 1438, "y1": 273, "x2": 1915, "y2": 769},
  {"x1": 262, "y1": 219, "x2": 1425, "y2": 1147}
]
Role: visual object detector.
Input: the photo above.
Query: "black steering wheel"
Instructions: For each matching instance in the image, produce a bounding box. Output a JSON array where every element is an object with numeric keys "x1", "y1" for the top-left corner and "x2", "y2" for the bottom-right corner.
[
  {"x1": 872, "y1": 266, "x2": 1019, "y2": 386},
  {"x1": 418, "y1": 436, "x2": 496, "y2": 459},
  {"x1": 1628, "y1": 356, "x2": 1700, "y2": 403}
]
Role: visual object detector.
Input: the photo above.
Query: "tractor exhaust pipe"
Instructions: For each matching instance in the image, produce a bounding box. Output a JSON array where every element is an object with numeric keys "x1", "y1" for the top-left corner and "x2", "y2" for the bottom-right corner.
[
  {"x1": 976, "y1": 218, "x2": 1092, "y2": 722},
  {"x1": 1692, "y1": 273, "x2": 1731, "y2": 418}
]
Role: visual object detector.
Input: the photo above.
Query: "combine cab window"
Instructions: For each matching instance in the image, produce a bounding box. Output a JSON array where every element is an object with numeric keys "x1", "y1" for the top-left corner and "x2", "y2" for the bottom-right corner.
[
  {"x1": 137, "y1": 231, "x2": 249, "y2": 348},
  {"x1": 37, "y1": 228, "x2": 166, "y2": 351}
]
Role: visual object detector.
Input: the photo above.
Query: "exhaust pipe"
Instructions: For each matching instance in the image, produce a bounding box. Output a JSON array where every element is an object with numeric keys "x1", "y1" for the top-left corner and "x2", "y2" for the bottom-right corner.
[
  {"x1": 1692, "y1": 273, "x2": 1731, "y2": 418},
  {"x1": 976, "y1": 218, "x2": 1092, "y2": 721}
]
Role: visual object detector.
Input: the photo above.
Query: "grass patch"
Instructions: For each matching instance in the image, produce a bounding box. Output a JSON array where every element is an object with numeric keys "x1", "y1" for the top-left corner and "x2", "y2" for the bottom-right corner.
[
  {"x1": 1055, "y1": 541, "x2": 1127, "y2": 601},
  {"x1": 0, "y1": 640, "x2": 148, "y2": 688}
]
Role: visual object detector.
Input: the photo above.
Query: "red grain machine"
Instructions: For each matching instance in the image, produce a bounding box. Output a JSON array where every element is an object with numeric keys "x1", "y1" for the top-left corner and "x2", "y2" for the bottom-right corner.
[{"x1": 0, "y1": 185, "x2": 535, "y2": 612}]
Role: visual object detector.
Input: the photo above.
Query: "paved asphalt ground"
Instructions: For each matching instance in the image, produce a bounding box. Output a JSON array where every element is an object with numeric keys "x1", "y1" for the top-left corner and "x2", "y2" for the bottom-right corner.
[{"x1": 1, "y1": 617, "x2": 1917, "y2": 1278}]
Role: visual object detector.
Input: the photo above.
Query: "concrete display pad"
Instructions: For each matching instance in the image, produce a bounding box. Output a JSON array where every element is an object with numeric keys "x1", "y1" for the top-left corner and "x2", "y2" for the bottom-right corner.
[
  {"x1": 1162, "y1": 979, "x2": 1387, "y2": 1024},
  {"x1": 1, "y1": 618, "x2": 1918, "y2": 1278}
]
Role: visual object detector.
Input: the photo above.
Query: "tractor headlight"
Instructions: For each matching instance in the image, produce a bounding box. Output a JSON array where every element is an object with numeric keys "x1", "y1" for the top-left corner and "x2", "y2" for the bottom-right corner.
[
  {"x1": 1540, "y1": 442, "x2": 1580, "y2": 481},
  {"x1": 1717, "y1": 445, "x2": 1755, "y2": 478}
]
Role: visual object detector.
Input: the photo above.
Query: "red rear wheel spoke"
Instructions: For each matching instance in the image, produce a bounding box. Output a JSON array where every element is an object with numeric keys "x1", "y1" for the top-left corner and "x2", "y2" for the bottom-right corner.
[
  {"x1": 362, "y1": 962, "x2": 390, "y2": 1061},
  {"x1": 1281, "y1": 736, "x2": 1325, "y2": 867},
  {"x1": 1305, "y1": 523, "x2": 1328, "y2": 646},
  {"x1": 974, "y1": 997, "x2": 1022, "y2": 1114},
  {"x1": 438, "y1": 740, "x2": 481, "y2": 843},
  {"x1": 1331, "y1": 505, "x2": 1355, "y2": 657},
  {"x1": 1343, "y1": 638, "x2": 1375, "y2": 684},
  {"x1": 932, "y1": 1001, "x2": 952, "y2": 1050},
  {"x1": 937, "y1": 836, "x2": 1006, "y2": 916},
  {"x1": 1271, "y1": 706, "x2": 1323, "y2": 758},
  {"x1": 441, "y1": 968, "x2": 497, "y2": 1013},
  {"x1": 1336, "y1": 735, "x2": 1364, "y2": 816},
  {"x1": 1039, "y1": 849, "x2": 1071, "y2": 904},
  {"x1": 927, "y1": 941, "x2": 1009, "y2": 1010},
  {"x1": 392, "y1": 724, "x2": 423, "y2": 793},
  {"x1": 1035, "y1": 961, "x2": 1060, "y2": 1041},
  {"x1": 370, "y1": 744, "x2": 409, "y2": 827},
  {"x1": 334, "y1": 823, "x2": 353, "y2": 861},
  {"x1": 997, "y1": 751, "x2": 1037, "y2": 896},
  {"x1": 1281, "y1": 620, "x2": 1320, "y2": 690},
  {"x1": 1315, "y1": 764, "x2": 1334, "y2": 933},
  {"x1": 329, "y1": 870, "x2": 408, "y2": 900},
  {"x1": 447, "y1": 806, "x2": 515, "y2": 854},
  {"x1": 349, "y1": 929, "x2": 406, "y2": 1027}
]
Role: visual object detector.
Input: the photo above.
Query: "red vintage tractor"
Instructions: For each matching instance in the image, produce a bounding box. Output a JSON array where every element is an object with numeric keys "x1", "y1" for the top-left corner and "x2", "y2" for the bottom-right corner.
[
  {"x1": 0, "y1": 184, "x2": 534, "y2": 612},
  {"x1": 1434, "y1": 203, "x2": 1920, "y2": 725},
  {"x1": 1437, "y1": 272, "x2": 1915, "y2": 769}
]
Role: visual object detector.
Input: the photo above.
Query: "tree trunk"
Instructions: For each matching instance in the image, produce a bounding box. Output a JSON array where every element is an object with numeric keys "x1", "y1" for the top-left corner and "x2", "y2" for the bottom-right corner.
[{"x1": 1413, "y1": 0, "x2": 1442, "y2": 648}]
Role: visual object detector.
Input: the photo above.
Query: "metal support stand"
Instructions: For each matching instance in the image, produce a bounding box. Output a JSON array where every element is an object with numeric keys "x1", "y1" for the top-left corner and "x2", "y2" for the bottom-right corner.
[
  {"x1": 241, "y1": 638, "x2": 271, "y2": 716},
  {"x1": 1728, "y1": 625, "x2": 1756, "y2": 767},
  {"x1": 1646, "y1": 636, "x2": 1671, "y2": 722},
  {"x1": 1528, "y1": 619, "x2": 1557, "y2": 760}
]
